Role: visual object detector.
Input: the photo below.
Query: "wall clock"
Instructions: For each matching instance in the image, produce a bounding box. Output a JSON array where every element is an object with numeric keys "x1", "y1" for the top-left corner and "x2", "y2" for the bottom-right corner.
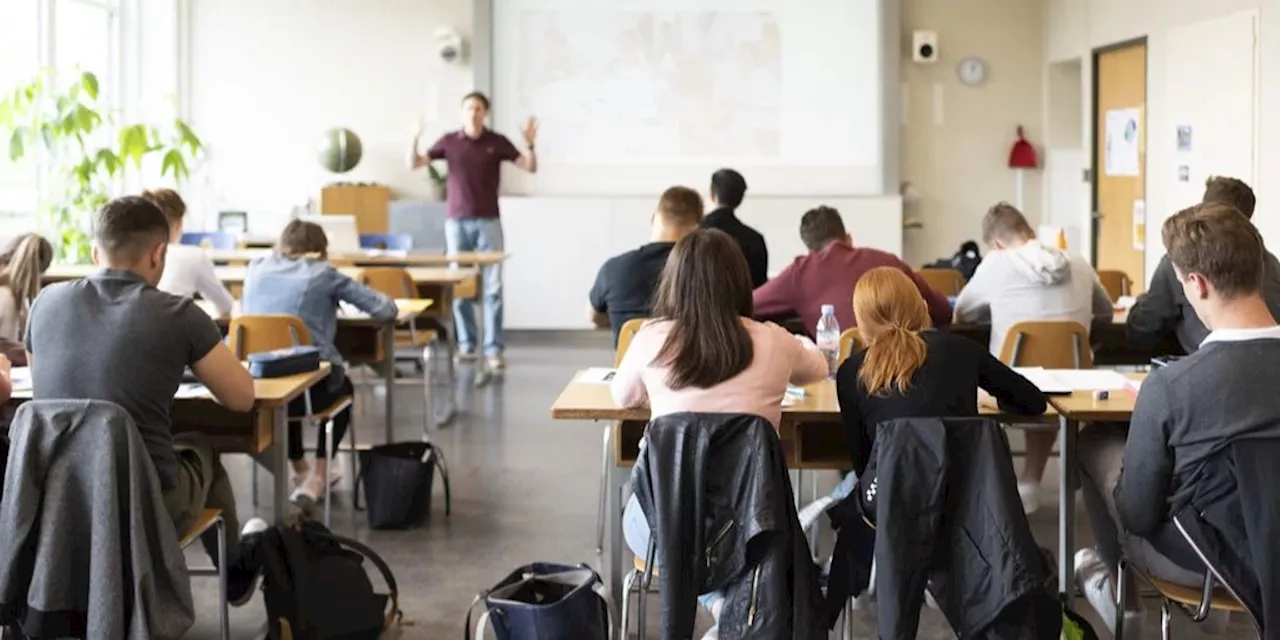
[{"x1": 957, "y1": 57, "x2": 988, "y2": 86}]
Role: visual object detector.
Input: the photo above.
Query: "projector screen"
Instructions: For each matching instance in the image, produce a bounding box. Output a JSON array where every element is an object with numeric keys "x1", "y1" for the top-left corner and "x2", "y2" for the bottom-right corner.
[{"x1": 491, "y1": 0, "x2": 886, "y2": 196}]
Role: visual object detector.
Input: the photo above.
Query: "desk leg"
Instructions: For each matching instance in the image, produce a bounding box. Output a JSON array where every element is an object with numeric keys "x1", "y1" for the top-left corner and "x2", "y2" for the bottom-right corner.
[
  {"x1": 436, "y1": 287, "x2": 457, "y2": 427},
  {"x1": 384, "y1": 324, "x2": 396, "y2": 444},
  {"x1": 606, "y1": 463, "x2": 628, "y2": 620},
  {"x1": 273, "y1": 406, "x2": 289, "y2": 523},
  {"x1": 473, "y1": 262, "x2": 491, "y2": 388},
  {"x1": 1059, "y1": 415, "x2": 1079, "y2": 608}
]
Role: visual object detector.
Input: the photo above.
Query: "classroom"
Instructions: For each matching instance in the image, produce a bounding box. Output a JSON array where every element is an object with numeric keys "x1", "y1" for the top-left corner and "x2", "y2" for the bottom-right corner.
[{"x1": 0, "y1": 0, "x2": 1276, "y2": 638}]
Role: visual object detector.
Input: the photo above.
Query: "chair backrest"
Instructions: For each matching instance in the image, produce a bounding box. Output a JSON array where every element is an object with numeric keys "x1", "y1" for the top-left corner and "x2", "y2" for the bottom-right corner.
[
  {"x1": 358, "y1": 233, "x2": 414, "y2": 252},
  {"x1": 839, "y1": 327, "x2": 863, "y2": 362},
  {"x1": 228, "y1": 315, "x2": 314, "y2": 359},
  {"x1": 614, "y1": 317, "x2": 648, "y2": 367},
  {"x1": 180, "y1": 232, "x2": 237, "y2": 250},
  {"x1": 916, "y1": 268, "x2": 965, "y2": 297},
  {"x1": 1095, "y1": 270, "x2": 1132, "y2": 302},
  {"x1": 359, "y1": 267, "x2": 415, "y2": 299},
  {"x1": 997, "y1": 320, "x2": 1093, "y2": 369}
]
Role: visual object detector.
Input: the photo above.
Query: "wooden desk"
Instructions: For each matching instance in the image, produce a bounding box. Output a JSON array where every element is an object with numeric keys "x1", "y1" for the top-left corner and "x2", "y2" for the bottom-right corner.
[
  {"x1": 202, "y1": 249, "x2": 508, "y2": 267},
  {"x1": 949, "y1": 313, "x2": 1182, "y2": 366},
  {"x1": 11, "y1": 364, "x2": 330, "y2": 522}
]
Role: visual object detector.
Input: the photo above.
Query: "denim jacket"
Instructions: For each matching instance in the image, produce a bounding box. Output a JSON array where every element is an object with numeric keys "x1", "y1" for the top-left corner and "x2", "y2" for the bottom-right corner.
[{"x1": 241, "y1": 255, "x2": 397, "y2": 384}]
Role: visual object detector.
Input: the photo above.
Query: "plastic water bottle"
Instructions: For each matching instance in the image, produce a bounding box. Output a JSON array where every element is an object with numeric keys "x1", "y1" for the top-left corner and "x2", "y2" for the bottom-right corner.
[{"x1": 815, "y1": 304, "x2": 841, "y2": 378}]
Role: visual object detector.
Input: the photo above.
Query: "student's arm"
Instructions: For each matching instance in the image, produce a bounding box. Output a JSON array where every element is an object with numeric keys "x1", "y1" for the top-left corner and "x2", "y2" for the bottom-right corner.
[
  {"x1": 1126, "y1": 257, "x2": 1180, "y2": 350},
  {"x1": 185, "y1": 306, "x2": 255, "y2": 412},
  {"x1": 751, "y1": 262, "x2": 799, "y2": 318},
  {"x1": 333, "y1": 270, "x2": 398, "y2": 321},
  {"x1": 901, "y1": 263, "x2": 954, "y2": 328},
  {"x1": 952, "y1": 261, "x2": 993, "y2": 324},
  {"x1": 835, "y1": 359, "x2": 872, "y2": 476},
  {"x1": 783, "y1": 328, "x2": 829, "y2": 386},
  {"x1": 610, "y1": 326, "x2": 652, "y2": 408},
  {"x1": 0, "y1": 354, "x2": 11, "y2": 404},
  {"x1": 1115, "y1": 375, "x2": 1176, "y2": 536},
  {"x1": 194, "y1": 256, "x2": 236, "y2": 317},
  {"x1": 977, "y1": 345, "x2": 1047, "y2": 415},
  {"x1": 588, "y1": 262, "x2": 611, "y2": 329},
  {"x1": 750, "y1": 243, "x2": 769, "y2": 289}
]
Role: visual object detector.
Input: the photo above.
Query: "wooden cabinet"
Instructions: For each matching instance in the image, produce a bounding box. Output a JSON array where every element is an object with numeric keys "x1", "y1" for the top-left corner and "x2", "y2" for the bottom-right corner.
[{"x1": 319, "y1": 184, "x2": 390, "y2": 233}]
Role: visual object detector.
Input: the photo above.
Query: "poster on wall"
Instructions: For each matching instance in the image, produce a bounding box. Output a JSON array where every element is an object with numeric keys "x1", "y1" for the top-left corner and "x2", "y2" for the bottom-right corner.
[
  {"x1": 1104, "y1": 108, "x2": 1142, "y2": 176},
  {"x1": 1132, "y1": 199, "x2": 1146, "y2": 251},
  {"x1": 1177, "y1": 125, "x2": 1193, "y2": 152}
]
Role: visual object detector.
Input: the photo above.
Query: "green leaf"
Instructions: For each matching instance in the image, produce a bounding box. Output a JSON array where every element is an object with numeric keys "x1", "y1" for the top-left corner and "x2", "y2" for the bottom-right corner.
[
  {"x1": 8, "y1": 128, "x2": 25, "y2": 161},
  {"x1": 118, "y1": 125, "x2": 147, "y2": 167},
  {"x1": 160, "y1": 149, "x2": 182, "y2": 178},
  {"x1": 73, "y1": 104, "x2": 100, "y2": 132},
  {"x1": 96, "y1": 148, "x2": 122, "y2": 176},
  {"x1": 40, "y1": 125, "x2": 54, "y2": 151},
  {"x1": 175, "y1": 120, "x2": 203, "y2": 153},
  {"x1": 81, "y1": 72, "x2": 99, "y2": 100}
]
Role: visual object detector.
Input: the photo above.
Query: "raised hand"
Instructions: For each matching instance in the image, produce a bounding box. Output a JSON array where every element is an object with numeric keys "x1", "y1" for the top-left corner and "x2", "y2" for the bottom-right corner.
[{"x1": 521, "y1": 116, "x2": 539, "y2": 146}]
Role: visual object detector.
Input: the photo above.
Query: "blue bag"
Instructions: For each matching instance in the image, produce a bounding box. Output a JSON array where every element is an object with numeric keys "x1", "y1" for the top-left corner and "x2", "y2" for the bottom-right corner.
[{"x1": 464, "y1": 563, "x2": 613, "y2": 640}]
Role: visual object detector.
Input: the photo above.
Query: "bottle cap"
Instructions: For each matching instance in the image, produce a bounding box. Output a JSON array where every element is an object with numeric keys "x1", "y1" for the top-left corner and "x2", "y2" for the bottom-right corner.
[{"x1": 821, "y1": 304, "x2": 835, "y2": 314}]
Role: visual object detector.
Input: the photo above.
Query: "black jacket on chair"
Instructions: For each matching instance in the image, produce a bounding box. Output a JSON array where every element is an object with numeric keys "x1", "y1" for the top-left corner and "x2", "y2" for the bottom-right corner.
[
  {"x1": 827, "y1": 417, "x2": 1059, "y2": 639},
  {"x1": 632, "y1": 412, "x2": 824, "y2": 640}
]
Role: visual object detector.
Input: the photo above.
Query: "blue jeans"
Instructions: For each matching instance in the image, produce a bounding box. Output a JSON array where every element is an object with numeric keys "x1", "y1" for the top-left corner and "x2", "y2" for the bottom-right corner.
[
  {"x1": 623, "y1": 495, "x2": 722, "y2": 612},
  {"x1": 444, "y1": 218, "x2": 504, "y2": 355}
]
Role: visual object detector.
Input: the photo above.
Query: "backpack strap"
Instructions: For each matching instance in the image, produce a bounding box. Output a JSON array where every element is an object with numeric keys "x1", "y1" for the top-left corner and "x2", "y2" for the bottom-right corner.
[
  {"x1": 328, "y1": 532, "x2": 403, "y2": 628},
  {"x1": 427, "y1": 443, "x2": 452, "y2": 516}
]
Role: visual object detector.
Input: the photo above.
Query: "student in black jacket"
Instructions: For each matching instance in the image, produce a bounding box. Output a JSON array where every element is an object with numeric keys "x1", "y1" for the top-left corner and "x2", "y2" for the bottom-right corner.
[
  {"x1": 835, "y1": 267, "x2": 1046, "y2": 477},
  {"x1": 702, "y1": 168, "x2": 769, "y2": 288}
]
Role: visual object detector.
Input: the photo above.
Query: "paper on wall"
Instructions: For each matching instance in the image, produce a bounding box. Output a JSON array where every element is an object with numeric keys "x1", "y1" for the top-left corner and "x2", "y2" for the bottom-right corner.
[
  {"x1": 1132, "y1": 199, "x2": 1146, "y2": 251},
  {"x1": 1104, "y1": 108, "x2": 1142, "y2": 176}
]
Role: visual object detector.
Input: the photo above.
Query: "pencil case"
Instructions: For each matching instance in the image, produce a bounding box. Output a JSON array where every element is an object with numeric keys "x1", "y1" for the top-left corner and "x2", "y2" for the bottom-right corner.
[{"x1": 247, "y1": 346, "x2": 322, "y2": 378}]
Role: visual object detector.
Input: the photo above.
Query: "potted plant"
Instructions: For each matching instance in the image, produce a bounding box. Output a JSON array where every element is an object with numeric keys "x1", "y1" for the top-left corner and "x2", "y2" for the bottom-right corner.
[
  {"x1": 0, "y1": 70, "x2": 204, "y2": 263},
  {"x1": 426, "y1": 163, "x2": 447, "y2": 202}
]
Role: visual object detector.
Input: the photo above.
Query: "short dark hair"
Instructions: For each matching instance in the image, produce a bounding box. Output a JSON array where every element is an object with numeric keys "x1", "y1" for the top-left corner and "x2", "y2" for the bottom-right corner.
[
  {"x1": 1162, "y1": 201, "x2": 1264, "y2": 299},
  {"x1": 981, "y1": 202, "x2": 1036, "y2": 245},
  {"x1": 709, "y1": 168, "x2": 748, "y2": 209},
  {"x1": 799, "y1": 206, "x2": 846, "y2": 252},
  {"x1": 1202, "y1": 176, "x2": 1256, "y2": 219},
  {"x1": 651, "y1": 229, "x2": 754, "y2": 390},
  {"x1": 461, "y1": 91, "x2": 491, "y2": 111},
  {"x1": 277, "y1": 220, "x2": 329, "y2": 259},
  {"x1": 657, "y1": 186, "x2": 704, "y2": 227},
  {"x1": 95, "y1": 196, "x2": 169, "y2": 263}
]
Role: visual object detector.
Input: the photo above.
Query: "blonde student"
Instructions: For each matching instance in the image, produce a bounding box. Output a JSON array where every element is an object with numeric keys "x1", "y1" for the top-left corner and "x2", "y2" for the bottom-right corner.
[
  {"x1": 0, "y1": 233, "x2": 53, "y2": 344},
  {"x1": 143, "y1": 188, "x2": 236, "y2": 317}
]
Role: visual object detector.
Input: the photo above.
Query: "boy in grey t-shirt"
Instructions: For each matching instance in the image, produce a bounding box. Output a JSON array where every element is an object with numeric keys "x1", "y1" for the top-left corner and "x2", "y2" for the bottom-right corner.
[{"x1": 25, "y1": 196, "x2": 265, "y2": 605}]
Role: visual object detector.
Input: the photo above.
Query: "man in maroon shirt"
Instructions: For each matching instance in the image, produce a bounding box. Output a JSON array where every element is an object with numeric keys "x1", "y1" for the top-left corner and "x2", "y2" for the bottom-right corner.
[
  {"x1": 408, "y1": 91, "x2": 537, "y2": 370},
  {"x1": 753, "y1": 206, "x2": 952, "y2": 334}
]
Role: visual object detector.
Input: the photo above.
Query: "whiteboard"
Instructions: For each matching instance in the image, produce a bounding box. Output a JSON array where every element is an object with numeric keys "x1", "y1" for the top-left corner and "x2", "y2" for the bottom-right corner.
[{"x1": 491, "y1": 0, "x2": 885, "y2": 196}]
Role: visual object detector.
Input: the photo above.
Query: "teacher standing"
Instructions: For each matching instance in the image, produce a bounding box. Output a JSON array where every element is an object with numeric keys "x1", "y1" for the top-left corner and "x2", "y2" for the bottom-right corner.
[{"x1": 408, "y1": 91, "x2": 538, "y2": 371}]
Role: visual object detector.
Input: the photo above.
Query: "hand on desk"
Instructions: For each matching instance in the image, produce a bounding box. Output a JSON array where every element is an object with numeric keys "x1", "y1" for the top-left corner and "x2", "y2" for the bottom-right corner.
[{"x1": 978, "y1": 389, "x2": 1000, "y2": 411}]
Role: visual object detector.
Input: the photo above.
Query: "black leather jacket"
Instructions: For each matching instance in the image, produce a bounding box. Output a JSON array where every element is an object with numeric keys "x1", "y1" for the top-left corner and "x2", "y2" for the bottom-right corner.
[
  {"x1": 828, "y1": 418, "x2": 1059, "y2": 639},
  {"x1": 632, "y1": 413, "x2": 824, "y2": 640}
]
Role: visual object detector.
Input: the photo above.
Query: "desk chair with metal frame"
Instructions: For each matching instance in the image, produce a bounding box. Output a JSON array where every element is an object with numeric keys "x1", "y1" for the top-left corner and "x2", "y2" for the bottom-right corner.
[
  {"x1": 595, "y1": 317, "x2": 646, "y2": 555},
  {"x1": 997, "y1": 320, "x2": 1092, "y2": 455},
  {"x1": 229, "y1": 315, "x2": 355, "y2": 527},
  {"x1": 358, "y1": 233, "x2": 413, "y2": 252},
  {"x1": 1096, "y1": 270, "x2": 1133, "y2": 303},
  {"x1": 183, "y1": 509, "x2": 232, "y2": 640},
  {"x1": 358, "y1": 267, "x2": 443, "y2": 430},
  {"x1": 917, "y1": 267, "x2": 966, "y2": 297},
  {"x1": 180, "y1": 232, "x2": 238, "y2": 251}
]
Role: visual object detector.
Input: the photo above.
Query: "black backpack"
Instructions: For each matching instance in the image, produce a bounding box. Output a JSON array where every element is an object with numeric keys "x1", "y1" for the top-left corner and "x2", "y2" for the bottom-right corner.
[
  {"x1": 926, "y1": 240, "x2": 983, "y2": 280},
  {"x1": 259, "y1": 520, "x2": 402, "y2": 639}
]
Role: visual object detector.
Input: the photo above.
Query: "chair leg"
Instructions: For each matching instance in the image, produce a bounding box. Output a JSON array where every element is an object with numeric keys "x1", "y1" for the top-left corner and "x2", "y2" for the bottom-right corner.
[
  {"x1": 1116, "y1": 558, "x2": 1127, "y2": 640},
  {"x1": 619, "y1": 570, "x2": 637, "y2": 638},
  {"x1": 251, "y1": 463, "x2": 259, "y2": 507},
  {"x1": 215, "y1": 515, "x2": 229, "y2": 640},
  {"x1": 324, "y1": 420, "x2": 334, "y2": 527},
  {"x1": 597, "y1": 426, "x2": 609, "y2": 555},
  {"x1": 421, "y1": 340, "x2": 435, "y2": 437},
  {"x1": 842, "y1": 597, "x2": 855, "y2": 640},
  {"x1": 1161, "y1": 601, "x2": 1173, "y2": 640},
  {"x1": 348, "y1": 413, "x2": 360, "y2": 522}
]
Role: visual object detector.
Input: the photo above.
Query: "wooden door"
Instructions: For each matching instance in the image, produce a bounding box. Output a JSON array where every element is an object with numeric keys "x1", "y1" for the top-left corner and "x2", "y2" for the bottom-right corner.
[{"x1": 1093, "y1": 42, "x2": 1147, "y2": 290}]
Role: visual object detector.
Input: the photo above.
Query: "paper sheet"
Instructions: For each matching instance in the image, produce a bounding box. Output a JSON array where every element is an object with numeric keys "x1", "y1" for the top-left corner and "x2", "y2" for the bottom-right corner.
[
  {"x1": 175, "y1": 383, "x2": 209, "y2": 399},
  {"x1": 577, "y1": 367, "x2": 617, "y2": 384},
  {"x1": 9, "y1": 367, "x2": 31, "y2": 392},
  {"x1": 1104, "y1": 108, "x2": 1142, "y2": 176},
  {"x1": 1015, "y1": 367, "x2": 1130, "y2": 394}
]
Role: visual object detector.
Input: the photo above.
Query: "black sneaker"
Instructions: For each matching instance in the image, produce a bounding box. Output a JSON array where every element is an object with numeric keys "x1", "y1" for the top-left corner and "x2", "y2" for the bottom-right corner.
[{"x1": 227, "y1": 518, "x2": 269, "y2": 607}]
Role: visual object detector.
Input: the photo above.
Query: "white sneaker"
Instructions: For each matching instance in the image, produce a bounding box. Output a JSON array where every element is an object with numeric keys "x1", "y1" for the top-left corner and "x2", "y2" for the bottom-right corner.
[
  {"x1": 486, "y1": 355, "x2": 507, "y2": 371},
  {"x1": 241, "y1": 517, "x2": 269, "y2": 537},
  {"x1": 797, "y1": 496, "x2": 835, "y2": 533},
  {"x1": 455, "y1": 350, "x2": 478, "y2": 363},
  {"x1": 1075, "y1": 548, "x2": 1144, "y2": 640},
  {"x1": 1017, "y1": 480, "x2": 1041, "y2": 515},
  {"x1": 289, "y1": 474, "x2": 326, "y2": 508}
]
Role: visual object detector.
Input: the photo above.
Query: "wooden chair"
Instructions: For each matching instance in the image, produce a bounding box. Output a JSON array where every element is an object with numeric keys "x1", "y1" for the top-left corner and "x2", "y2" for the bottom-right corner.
[
  {"x1": 596, "y1": 317, "x2": 649, "y2": 554},
  {"x1": 181, "y1": 509, "x2": 230, "y2": 640},
  {"x1": 839, "y1": 327, "x2": 863, "y2": 362},
  {"x1": 359, "y1": 267, "x2": 445, "y2": 426},
  {"x1": 917, "y1": 267, "x2": 965, "y2": 297},
  {"x1": 613, "y1": 317, "x2": 647, "y2": 366},
  {"x1": 997, "y1": 320, "x2": 1094, "y2": 369},
  {"x1": 230, "y1": 315, "x2": 355, "y2": 526},
  {"x1": 620, "y1": 547, "x2": 659, "y2": 639},
  {"x1": 1117, "y1": 556, "x2": 1252, "y2": 639},
  {"x1": 1096, "y1": 269, "x2": 1133, "y2": 302}
]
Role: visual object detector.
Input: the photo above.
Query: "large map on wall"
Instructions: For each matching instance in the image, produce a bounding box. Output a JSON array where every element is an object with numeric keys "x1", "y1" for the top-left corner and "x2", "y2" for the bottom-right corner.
[{"x1": 517, "y1": 11, "x2": 782, "y2": 163}]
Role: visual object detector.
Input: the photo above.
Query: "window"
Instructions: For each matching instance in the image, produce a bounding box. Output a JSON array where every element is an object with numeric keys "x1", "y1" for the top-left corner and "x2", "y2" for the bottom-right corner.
[
  {"x1": 54, "y1": 0, "x2": 116, "y2": 100},
  {"x1": 0, "y1": 0, "x2": 41, "y2": 222}
]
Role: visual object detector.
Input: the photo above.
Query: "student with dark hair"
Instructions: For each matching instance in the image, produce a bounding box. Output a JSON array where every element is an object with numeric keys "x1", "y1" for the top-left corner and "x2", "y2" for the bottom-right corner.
[
  {"x1": 143, "y1": 188, "x2": 236, "y2": 317},
  {"x1": 589, "y1": 186, "x2": 704, "y2": 345},
  {"x1": 241, "y1": 219, "x2": 398, "y2": 506},
  {"x1": 753, "y1": 205, "x2": 952, "y2": 334},
  {"x1": 1127, "y1": 175, "x2": 1280, "y2": 352},
  {"x1": 702, "y1": 168, "x2": 768, "y2": 287},
  {"x1": 24, "y1": 195, "x2": 264, "y2": 604},
  {"x1": 407, "y1": 91, "x2": 539, "y2": 371},
  {"x1": 612, "y1": 228, "x2": 828, "y2": 639}
]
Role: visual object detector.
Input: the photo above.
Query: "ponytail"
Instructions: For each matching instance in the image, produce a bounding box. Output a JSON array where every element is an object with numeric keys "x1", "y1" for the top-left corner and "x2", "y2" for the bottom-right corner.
[
  {"x1": 857, "y1": 324, "x2": 928, "y2": 397},
  {"x1": 0, "y1": 234, "x2": 54, "y2": 326}
]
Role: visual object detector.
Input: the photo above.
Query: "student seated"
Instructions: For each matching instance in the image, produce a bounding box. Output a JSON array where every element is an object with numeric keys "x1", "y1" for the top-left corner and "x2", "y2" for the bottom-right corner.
[
  {"x1": 1074, "y1": 203, "x2": 1280, "y2": 638},
  {"x1": 953, "y1": 202, "x2": 1113, "y2": 513},
  {"x1": 753, "y1": 205, "x2": 952, "y2": 335},
  {"x1": 1127, "y1": 176, "x2": 1280, "y2": 353},
  {"x1": 241, "y1": 220, "x2": 397, "y2": 506},
  {"x1": 702, "y1": 168, "x2": 768, "y2": 287},
  {"x1": 836, "y1": 266, "x2": 1046, "y2": 478},
  {"x1": 611, "y1": 229, "x2": 828, "y2": 639},
  {"x1": 23, "y1": 196, "x2": 264, "y2": 604},
  {"x1": 588, "y1": 186, "x2": 703, "y2": 346},
  {"x1": 0, "y1": 233, "x2": 53, "y2": 361},
  {"x1": 145, "y1": 188, "x2": 236, "y2": 317}
]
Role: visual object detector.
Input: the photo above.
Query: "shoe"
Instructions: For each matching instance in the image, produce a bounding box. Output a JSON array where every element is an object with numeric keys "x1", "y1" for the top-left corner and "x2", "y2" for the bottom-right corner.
[
  {"x1": 486, "y1": 355, "x2": 506, "y2": 371},
  {"x1": 1075, "y1": 548, "x2": 1144, "y2": 640},
  {"x1": 289, "y1": 474, "x2": 326, "y2": 508},
  {"x1": 1017, "y1": 480, "x2": 1041, "y2": 515},
  {"x1": 228, "y1": 518, "x2": 269, "y2": 607},
  {"x1": 455, "y1": 349, "x2": 478, "y2": 363},
  {"x1": 797, "y1": 496, "x2": 835, "y2": 533},
  {"x1": 1200, "y1": 610, "x2": 1231, "y2": 635},
  {"x1": 699, "y1": 599, "x2": 723, "y2": 640}
]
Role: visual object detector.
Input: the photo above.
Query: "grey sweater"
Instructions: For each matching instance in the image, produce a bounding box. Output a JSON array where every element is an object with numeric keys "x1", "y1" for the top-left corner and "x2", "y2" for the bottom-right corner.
[
  {"x1": 1126, "y1": 253, "x2": 1280, "y2": 352},
  {"x1": 1116, "y1": 333, "x2": 1280, "y2": 536}
]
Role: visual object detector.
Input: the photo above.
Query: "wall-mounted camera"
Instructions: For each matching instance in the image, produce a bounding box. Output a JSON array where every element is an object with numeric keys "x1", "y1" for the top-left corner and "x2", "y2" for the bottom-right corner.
[
  {"x1": 436, "y1": 27, "x2": 466, "y2": 65},
  {"x1": 912, "y1": 30, "x2": 939, "y2": 64}
]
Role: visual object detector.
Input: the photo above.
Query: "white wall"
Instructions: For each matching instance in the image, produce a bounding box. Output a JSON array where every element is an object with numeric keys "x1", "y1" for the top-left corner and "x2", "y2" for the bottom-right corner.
[{"x1": 1044, "y1": 0, "x2": 1272, "y2": 283}]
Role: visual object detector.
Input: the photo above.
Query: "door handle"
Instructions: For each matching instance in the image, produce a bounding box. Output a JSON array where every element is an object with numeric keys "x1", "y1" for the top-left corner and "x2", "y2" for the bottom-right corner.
[{"x1": 1092, "y1": 211, "x2": 1104, "y2": 220}]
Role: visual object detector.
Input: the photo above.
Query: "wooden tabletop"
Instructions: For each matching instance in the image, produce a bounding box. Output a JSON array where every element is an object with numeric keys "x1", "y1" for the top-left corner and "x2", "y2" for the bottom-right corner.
[
  {"x1": 205, "y1": 249, "x2": 508, "y2": 266},
  {"x1": 1046, "y1": 374, "x2": 1143, "y2": 421},
  {"x1": 199, "y1": 298, "x2": 433, "y2": 325},
  {"x1": 10, "y1": 362, "x2": 329, "y2": 408},
  {"x1": 44, "y1": 265, "x2": 478, "y2": 286}
]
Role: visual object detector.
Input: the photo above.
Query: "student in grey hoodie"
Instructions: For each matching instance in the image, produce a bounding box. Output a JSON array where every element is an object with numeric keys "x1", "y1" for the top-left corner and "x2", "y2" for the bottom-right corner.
[
  {"x1": 953, "y1": 203, "x2": 1113, "y2": 514},
  {"x1": 1127, "y1": 176, "x2": 1280, "y2": 353}
]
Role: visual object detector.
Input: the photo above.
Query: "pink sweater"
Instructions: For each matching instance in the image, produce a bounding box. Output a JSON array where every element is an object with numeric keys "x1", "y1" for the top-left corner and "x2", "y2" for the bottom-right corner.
[{"x1": 611, "y1": 318, "x2": 829, "y2": 428}]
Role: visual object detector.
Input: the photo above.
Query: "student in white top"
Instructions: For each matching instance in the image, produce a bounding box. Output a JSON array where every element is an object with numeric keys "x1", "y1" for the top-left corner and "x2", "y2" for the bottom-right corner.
[
  {"x1": 144, "y1": 188, "x2": 236, "y2": 316},
  {"x1": 953, "y1": 203, "x2": 1113, "y2": 514},
  {"x1": 0, "y1": 233, "x2": 53, "y2": 346}
]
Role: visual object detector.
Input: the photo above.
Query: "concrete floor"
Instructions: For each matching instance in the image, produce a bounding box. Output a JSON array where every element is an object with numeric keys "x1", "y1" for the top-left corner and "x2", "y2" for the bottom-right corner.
[{"x1": 182, "y1": 332, "x2": 1251, "y2": 639}]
